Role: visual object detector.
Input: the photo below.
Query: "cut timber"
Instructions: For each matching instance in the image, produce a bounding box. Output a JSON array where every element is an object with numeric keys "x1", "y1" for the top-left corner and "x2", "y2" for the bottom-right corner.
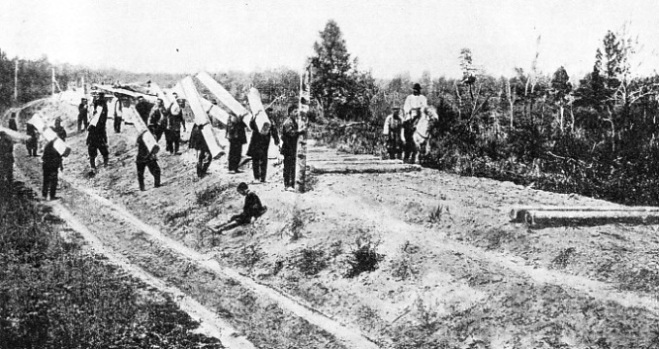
[
  {"x1": 310, "y1": 162, "x2": 421, "y2": 174},
  {"x1": 509, "y1": 205, "x2": 658, "y2": 222},
  {"x1": 308, "y1": 156, "x2": 382, "y2": 162},
  {"x1": 180, "y1": 76, "x2": 223, "y2": 158},
  {"x1": 247, "y1": 87, "x2": 270, "y2": 134},
  {"x1": 127, "y1": 106, "x2": 160, "y2": 155},
  {"x1": 27, "y1": 114, "x2": 71, "y2": 157},
  {"x1": 200, "y1": 98, "x2": 229, "y2": 126},
  {"x1": 524, "y1": 210, "x2": 659, "y2": 227},
  {"x1": 196, "y1": 72, "x2": 251, "y2": 124},
  {"x1": 313, "y1": 159, "x2": 404, "y2": 166},
  {"x1": 0, "y1": 126, "x2": 28, "y2": 142}
]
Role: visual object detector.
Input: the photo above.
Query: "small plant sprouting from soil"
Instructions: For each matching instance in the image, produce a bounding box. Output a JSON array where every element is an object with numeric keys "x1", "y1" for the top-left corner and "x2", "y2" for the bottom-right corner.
[
  {"x1": 292, "y1": 246, "x2": 328, "y2": 276},
  {"x1": 551, "y1": 247, "x2": 576, "y2": 269},
  {"x1": 414, "y1": 296, "x2": 440, "y2": 333},
  {"x1": 344, "y1": 234, "x2": 384, "y2": 278},
  {"x1": 391, "y1": 256, "x2": 417, "y2": 281},
  {"x1": 282, "y1": 208, "x2": 305, "y2": 241},
  {"x1": 428, "y1": 204, "x2": 449, "y2": 224},
  {"x1": 235, "y1": 244, "x2": 265, "y2": 272}
]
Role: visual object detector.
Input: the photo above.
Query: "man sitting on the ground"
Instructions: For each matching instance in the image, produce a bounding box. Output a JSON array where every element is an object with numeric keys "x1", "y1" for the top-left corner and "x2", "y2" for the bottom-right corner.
[{"x1": 207, "y1": 182, "x2": 267, "y2": 233}]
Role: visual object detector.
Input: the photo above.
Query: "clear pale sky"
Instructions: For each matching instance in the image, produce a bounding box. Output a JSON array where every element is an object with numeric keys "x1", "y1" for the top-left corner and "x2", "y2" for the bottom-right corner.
[{"x1": 2, "y1": 0, "x2": 658, "y2": 81}]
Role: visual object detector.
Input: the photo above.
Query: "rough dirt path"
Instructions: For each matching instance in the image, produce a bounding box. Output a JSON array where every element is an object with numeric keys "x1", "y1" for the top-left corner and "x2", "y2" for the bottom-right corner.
[
  {"x1": 13, "y1": 97, "x2": 659, "y2": 347},
  {"x1": 13, "y1": 168, "x2": 256, "y2": 349}
]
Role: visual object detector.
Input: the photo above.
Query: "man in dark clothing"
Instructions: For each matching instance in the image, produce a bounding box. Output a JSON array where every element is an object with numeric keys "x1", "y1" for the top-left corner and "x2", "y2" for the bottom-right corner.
[
  {"x1": 87, "y1": 98, "x2": 109, "y2": 170},
  {"x1": 136, "y1": 131, "x2": 161, "y2": 191},
  {"x1": 8, "y1": 112, "x2": 18, "y2": 131},
  {"x1": 281, "y1": 104, "x2": 305, "y2": 191},
  {"x1": 383, "y1": 107, "x2": 403, "y2": 160},
  {"x1": 42, "y1": 139, "x2": 63, "y2": 200},
  {"x1": 165, "y1": 98, "x2": 187, "y2": 154},
  {"x1": 247, "y1": 108, "x2": 279, "y2": 183},
  {"x1": 189, "y1": 123, "x2": 212, "y2": 178},
  {"x1": 113, "y1": 97, "x2": 124, "y2": 133},
  {"x1": 207, "y1": 182, "x2": 267, "y2": 233},
  {"x1": 78, "y1": 97, "x2": 89, "y2": 132},
  {"x1": 148, "y1": 98, "x2": 168, "y2": 142},
  {"x1": 226, "y1": 113, "x2": 247, "y2": 173},
  {"x1": 52, "y1": 117, "x2": 67, "y2": 142},
  {"x1": 135, "y1": 96, "x2": 151, "y2": 125},
  {"x1": 25, "y1": 122, "x2": 39, "y2": 157}
]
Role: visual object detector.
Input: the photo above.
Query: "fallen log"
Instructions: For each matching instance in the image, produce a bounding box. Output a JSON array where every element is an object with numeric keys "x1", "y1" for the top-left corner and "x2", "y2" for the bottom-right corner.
[
  {"x1": 509, "y1": 205, "x2": 658, "y2": 222},
  {"x1": 311, "y1": 159, "x2": 404, "y2": 166},
  {"x1": 524, "y1": 209, "x2": 659, "y2": 227},
  {"x1": 310, "y1": 163, "x2": 421, "y2": 174}
]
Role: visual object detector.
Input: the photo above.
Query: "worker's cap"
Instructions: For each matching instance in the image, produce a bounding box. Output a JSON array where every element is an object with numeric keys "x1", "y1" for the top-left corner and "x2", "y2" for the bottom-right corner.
[
  {"x1": 391, "y1": 105, "x2": 401, "y2": 110},
  {"x1": 237, "y1": 182, "x2": 248, "y2": 192},
  {"x1": 137, "y1": 95, "x2": 144, "y2": 99},
  {"x1": 412, "y1": 83, "x2": 421, "y2": 91},
  {"x1": 81, "y1": 97, "x2": 87, "y2": 100},
  {"x1": 98, "y1": 92, "x2": 106, "y2": 98}
]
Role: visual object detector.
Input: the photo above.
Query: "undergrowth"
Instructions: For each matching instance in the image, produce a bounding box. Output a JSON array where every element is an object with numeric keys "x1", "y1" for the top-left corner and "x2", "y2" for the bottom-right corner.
[{"x1": 0, "y1": 182, "x2": 222, "y2": 348}]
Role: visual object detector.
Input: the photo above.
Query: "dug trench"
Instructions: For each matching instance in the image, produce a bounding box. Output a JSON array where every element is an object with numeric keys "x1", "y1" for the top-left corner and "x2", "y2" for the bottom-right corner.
[{"x1": 14, "y1": 100, "x2": 659, "y2": 348}]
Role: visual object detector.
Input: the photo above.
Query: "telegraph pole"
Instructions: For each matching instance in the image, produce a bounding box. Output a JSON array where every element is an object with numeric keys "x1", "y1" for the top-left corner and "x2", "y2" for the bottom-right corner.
[
  {"x1": 52, "y1": 67, "x2": 55, "y2": 95},
  {"x1": 14, "y1": 59, "x2": 18, "y2": 104}
]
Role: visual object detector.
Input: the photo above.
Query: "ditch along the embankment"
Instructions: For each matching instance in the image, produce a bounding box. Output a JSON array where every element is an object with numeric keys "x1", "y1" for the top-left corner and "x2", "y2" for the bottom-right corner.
[
  {"x1": 15, "y1": 99, "x2": 659, "y2": 348},
  {"x1": 15, "y1": 138, "x2": 377, "y2": 349}
]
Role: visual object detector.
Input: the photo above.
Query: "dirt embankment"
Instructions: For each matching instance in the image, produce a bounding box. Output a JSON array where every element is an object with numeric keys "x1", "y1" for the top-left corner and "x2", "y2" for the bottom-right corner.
[{"x1": 14, "y1": 97, "x2": 659, "y2": 348}]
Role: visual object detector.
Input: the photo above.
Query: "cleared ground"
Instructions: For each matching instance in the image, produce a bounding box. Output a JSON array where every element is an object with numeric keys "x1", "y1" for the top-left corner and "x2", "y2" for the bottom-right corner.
[{"x1": 13, "y1": 97, "x2": 659, "y2": 348}]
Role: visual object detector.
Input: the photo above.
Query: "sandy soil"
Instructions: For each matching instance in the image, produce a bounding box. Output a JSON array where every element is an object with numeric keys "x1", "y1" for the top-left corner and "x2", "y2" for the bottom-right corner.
[{"x1": 13, "y1": 97, "x2": 659, "y2": 348}]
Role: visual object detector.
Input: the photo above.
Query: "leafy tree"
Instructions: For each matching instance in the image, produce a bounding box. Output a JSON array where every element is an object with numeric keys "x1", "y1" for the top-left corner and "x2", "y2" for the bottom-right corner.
[{"x1": 310, "y1": 20, "x2": 375, "y2": 119}]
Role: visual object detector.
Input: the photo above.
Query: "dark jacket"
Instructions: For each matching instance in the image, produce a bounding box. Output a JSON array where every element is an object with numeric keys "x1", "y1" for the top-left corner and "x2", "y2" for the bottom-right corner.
[
  {"x1": 8, "y1": 118, "x2": 17, "y2": 131},
  {"x1": 281, "y1": 117, "x2": 302, "y2": 156},
  {"x1": 53, "y1": 125, "x2": 67, "y2": 142},
  {"x1": 135, "y1": 100, "x2": 152, "y2": 125},
  {"x1": 26, "y1": 123, "x2": 38, "y2": 138},
  {"x1": 165, "y1": 109, "x2": 186, "y2": 132},
  {"x1": 189, "y1": 124, "x2": 208, "y2": 152},
  {"x1": 243, "y1": 191, "x2": 265, "y2": 219},
  {"x1": 86, "y1": 124, "x2": 107, "y2": 148},
  {"x1": 226, "y1": 115, "x2": 247, "y2": 144},
  {"x1": 78, "y1": 103, "x2": 88, "y2": 118},
  {"x1": 247, "y1": 118, "x2": 279, "y2": 158},
  {"x1": 136, "y1": 133, "x2": 157, "y2": 164},
  {"x1": 148, "y1": 105, "x2": 168, "y2": 128},
  {"x1": 42, "y1": 140, "x2": 62, "y2": 171}
]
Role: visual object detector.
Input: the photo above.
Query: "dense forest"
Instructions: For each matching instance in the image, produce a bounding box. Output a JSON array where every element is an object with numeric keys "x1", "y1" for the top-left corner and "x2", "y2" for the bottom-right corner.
[{"x1": 3, "y1": 21, "x2": 659, "y2": 206}]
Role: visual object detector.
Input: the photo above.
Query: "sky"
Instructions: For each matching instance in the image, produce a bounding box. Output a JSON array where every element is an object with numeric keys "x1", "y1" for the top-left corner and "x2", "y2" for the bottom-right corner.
[{"x1": 2, "y1": 0, "x2": 659, "y2": 82}]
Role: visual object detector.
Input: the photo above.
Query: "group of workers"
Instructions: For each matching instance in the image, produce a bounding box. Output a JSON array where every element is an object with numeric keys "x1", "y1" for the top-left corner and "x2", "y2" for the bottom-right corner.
[
  {"x1": 18, "y1": 85, "x2": 305, "y2": 232},
  {"x1": 9, "y1": 82, "x2": 424, "y2": 233},
  {"x1": 382, "y1": 83, "x2": 428, "y2": 163}
]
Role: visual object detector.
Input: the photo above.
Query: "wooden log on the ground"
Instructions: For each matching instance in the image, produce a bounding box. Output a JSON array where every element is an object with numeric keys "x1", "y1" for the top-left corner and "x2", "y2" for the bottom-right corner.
[
  {"x1": 509, "y1": 205, "x2": 656, "y2": 221},
  {"x1": 310, "y1": 162, "x2": 421, "y2": 174},
  {"x1": 524, "y1": 209, "x2": 659, "y2": 227},
  {"x1": 196, "y1": 72, "x2": 251, "y2": 124},
  {"x1": 308, "y1": 156, "x2": 383, "y2": 162},
  {"x1": 311, "y1": 159, "x2": 404, "y2": 166}
]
